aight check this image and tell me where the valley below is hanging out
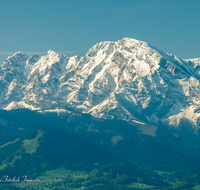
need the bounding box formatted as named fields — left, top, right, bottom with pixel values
left=0, top=109, right=200, bottom=189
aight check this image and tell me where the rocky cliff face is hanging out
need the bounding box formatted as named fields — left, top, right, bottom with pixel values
left=1, top=38, right=200, bottom=129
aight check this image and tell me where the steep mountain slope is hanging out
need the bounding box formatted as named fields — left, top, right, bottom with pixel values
left=1, top=38, right=200, bottom=129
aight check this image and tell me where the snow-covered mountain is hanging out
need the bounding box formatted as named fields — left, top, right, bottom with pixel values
left=1, top=38, right=200, bottom=129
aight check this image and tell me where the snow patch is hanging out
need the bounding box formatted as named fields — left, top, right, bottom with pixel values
left=111, top=135, right=123, bottom=144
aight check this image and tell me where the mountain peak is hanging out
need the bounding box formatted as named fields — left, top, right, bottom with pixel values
left=13, top=51, right=27, bottom=56
left=6, top=51, right=29, bottom=61
left=47, top=50, right=60, bottom=56
left=120, top=37, right=149, bottom=46
left=121, top=37, right=140, bottom=42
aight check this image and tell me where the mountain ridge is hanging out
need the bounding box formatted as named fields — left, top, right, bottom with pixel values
left=1, top=37, right=200, bottom=130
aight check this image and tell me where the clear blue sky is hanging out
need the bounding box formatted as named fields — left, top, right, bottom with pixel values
left=0, top=0, right=200, bottom=63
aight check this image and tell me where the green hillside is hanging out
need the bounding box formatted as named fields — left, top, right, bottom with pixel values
left=0, top=109, right=200, bottom=189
